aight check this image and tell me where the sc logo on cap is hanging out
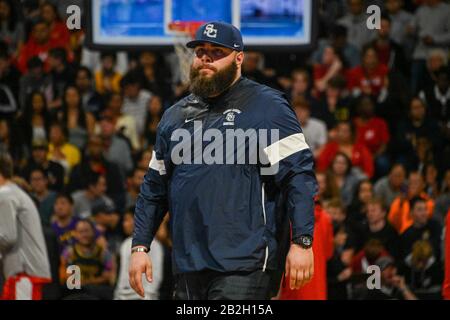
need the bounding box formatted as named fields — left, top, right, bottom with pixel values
left=204, top=24, right=218, bottom=38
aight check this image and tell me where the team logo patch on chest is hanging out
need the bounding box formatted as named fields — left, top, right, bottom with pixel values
left=223, top=109, right=241, bottom=126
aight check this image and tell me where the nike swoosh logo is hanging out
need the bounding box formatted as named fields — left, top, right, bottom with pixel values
left=185, top=118, right=197, bottom=123
left=233, top=44, right=240, bottom=48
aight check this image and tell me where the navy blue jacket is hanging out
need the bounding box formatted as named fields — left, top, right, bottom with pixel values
left=133, top=77, right=317, bottom=274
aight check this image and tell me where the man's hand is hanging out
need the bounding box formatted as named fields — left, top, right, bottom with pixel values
left=129, top=249, right=153, bottom=298
left=285, top=244, right=314, bottom=290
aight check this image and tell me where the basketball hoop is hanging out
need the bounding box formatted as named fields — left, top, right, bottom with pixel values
left=168, top=21, right=204, bottom=85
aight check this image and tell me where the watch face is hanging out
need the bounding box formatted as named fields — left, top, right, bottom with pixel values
left=302, top=236, right=312, bottom=247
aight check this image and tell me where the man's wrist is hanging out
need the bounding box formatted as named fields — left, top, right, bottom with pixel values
left=131, top=246, right=149, bottom=254
left=291, top=235, right=313, bottom=249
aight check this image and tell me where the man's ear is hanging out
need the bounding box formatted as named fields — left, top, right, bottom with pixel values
left=235, top=52, right=244, bottom=67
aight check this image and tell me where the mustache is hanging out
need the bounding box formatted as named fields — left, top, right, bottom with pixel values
left=196, top=64, right=217, bottom=72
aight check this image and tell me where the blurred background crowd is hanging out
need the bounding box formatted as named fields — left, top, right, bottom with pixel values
left=0, top=0, right=449, bottom=300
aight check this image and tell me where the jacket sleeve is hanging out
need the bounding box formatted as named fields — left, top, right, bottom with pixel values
left=0, top=198, right=18, bottom=253
left=132, top=122, right=170, bottom=249
left=261, top=93, right=318, bottom=238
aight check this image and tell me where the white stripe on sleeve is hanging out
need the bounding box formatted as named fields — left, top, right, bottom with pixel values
left=149, top=151, right=166, bottom=175
left=263, top=133, right=309, bottom=166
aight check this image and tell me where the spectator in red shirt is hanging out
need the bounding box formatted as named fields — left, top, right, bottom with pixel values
left=354, top=96, right=391, bottom=178
left=318, top=121, right=374, bottom=178
left=280, top=202, right=334, bottom=300
left=17, top=19, right=69, bottom=73
left=39, top=2, right=70, bottom=49
left=313, top=45, right=345, bottom=98
left=347, top=45, right=389, bottom=102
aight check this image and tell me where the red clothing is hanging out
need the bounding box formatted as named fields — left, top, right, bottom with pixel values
left=49, top=22, right=70, bottom=47
left=347, top=64, right=388, bottom=97
left=375, top=43, right=391, bottom=67
left=1, top=273, right=50, bottom=300
left=17, top=36, right=71, bottom=73
left=351, top=249, right=390, bottom=274
left=317, top=141, right=374, bottom=178
left=443, top=209, right=450, bottom=300
left=354, top=117, right=390, bottom=154
left=280, top=204, right=334, bottom=300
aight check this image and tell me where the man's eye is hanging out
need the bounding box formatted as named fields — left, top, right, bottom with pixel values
left=213, top=49, right=224, bottom=57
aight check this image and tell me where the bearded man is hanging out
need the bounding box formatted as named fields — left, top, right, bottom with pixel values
left=129, top=21, right=317, bottom=300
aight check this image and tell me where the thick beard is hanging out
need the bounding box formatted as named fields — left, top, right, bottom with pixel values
left=189, top=61, right=238, bottom=98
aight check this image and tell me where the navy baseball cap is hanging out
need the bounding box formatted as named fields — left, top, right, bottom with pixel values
left=186, top=21, right=244, bottom=52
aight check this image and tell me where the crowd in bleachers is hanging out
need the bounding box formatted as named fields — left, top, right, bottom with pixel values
left=0, top=0, right=449, bottom=300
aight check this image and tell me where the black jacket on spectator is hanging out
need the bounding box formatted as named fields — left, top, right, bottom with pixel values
left=0, top=63, right=21, bottom=103
left=21, top=159, right=65, bottom=191
left=400, top=219, right=442, bottom=262
left=68, top=157, right=126, bottom=214
left=420, top=85, right=450, bottom=127
left=393, top=117, right=442, bottom=170
left=359, top=223, right=401, bottom=261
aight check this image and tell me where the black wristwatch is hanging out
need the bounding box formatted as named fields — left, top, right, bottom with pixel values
left=292, top=235, right=313, bottom=249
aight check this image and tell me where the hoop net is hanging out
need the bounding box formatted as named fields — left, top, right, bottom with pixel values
left=168, top=21, right=204, bottom=85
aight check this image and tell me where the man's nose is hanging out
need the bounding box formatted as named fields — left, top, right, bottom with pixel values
left=201, top=53, right=212, bottom=64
